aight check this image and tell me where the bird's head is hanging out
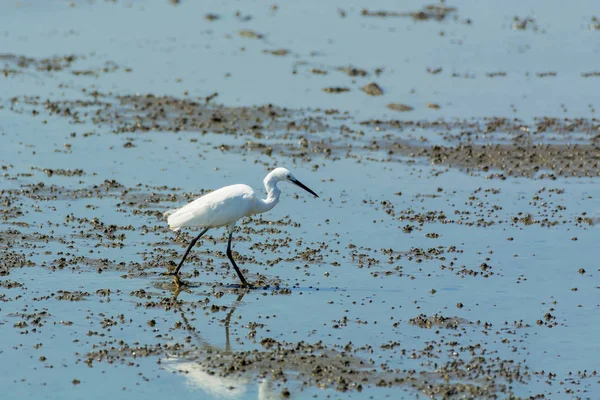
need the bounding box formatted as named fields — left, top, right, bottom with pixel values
left=267, top=167, right=319, bottom=198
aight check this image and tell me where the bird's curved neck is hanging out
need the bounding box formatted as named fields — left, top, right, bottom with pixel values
left=255, top=177, right=280, bottom=214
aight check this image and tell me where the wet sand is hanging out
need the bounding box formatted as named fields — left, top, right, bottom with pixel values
left=1, top=1, right=599, bottom=399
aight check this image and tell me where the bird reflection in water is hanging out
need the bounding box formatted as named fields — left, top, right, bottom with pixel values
left=162, top=290, right=280, bottom=400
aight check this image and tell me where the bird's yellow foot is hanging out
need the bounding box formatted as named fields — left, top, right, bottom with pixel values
left=173, top=274, right=185, bottom=287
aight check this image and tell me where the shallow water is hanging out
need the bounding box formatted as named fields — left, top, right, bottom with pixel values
left=1, top=1, right=599, bottom=399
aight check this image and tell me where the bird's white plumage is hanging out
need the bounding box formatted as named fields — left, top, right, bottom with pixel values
left=165, top=167, right=318, bottom=286
left=166, top=184, right=257, bottom=231
left=165, top=168, right=319, bottom=235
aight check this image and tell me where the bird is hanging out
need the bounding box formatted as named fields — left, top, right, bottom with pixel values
left=164, top=167, right=319, bottom=287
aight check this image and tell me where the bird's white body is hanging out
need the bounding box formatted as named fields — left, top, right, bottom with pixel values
left=164, top=167, right=318, bottom=286
left=166, top=184, right=266, bottom=232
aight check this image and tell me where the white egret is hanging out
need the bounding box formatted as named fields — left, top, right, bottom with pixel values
left=164, top=167, right=318, bottom=287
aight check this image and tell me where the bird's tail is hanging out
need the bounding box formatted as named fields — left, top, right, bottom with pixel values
left=163, top=208, right=181, bottom=231
left=163, top=209, right=177, bottom=218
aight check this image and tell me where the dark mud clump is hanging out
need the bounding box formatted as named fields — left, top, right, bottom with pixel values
left=581, top=71, right=600, bottom=78
left=310, top=68, right=328, bottom=75
left=361, top=5, right=457, bottom=21
left=409, top=314, right=466, bottom=329
left=361, top=82, right=384, bottom=96
left=263, top=48, right=289, bottom=56
left=418, top=143, right=600, bottom=179
left=512, top=16, right=541, bottom=32
left=204, top=13, right=220, bottom=21
left=116, top=94, right=289, bottom=134
left=322, top=87, right=351, bottom=94
left=31, top=167, right=85, bottom=177
left=1, top=53, right=128, bottom=77
left=387, top=103, right=414, bottom=112
left=337, top=66, right=368, bottom=77
left=238, top=29, right=264, bottom=39
left=0, top=280, right=23, bottom=289
left=1, top=53, right=77, bottom=75
left=361, top=117, right=600, bottom=178
left=12, top=93, right=296, bottom=136
left=55, top=290, right=91, bottom=301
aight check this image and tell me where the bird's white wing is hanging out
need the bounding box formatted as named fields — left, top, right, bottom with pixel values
left=167, top=184, right=255, bottom=231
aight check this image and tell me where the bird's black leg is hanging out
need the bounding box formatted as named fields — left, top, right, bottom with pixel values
left=170, top=228, right=209, bottom=286
left=226, top=232, right=248, bottom=287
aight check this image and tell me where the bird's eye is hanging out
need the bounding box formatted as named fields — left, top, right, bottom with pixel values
left=287, top=174, right=291, bottom=179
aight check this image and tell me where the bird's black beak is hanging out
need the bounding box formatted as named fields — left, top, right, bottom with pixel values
left=290, top=178, right=319, bottom=198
